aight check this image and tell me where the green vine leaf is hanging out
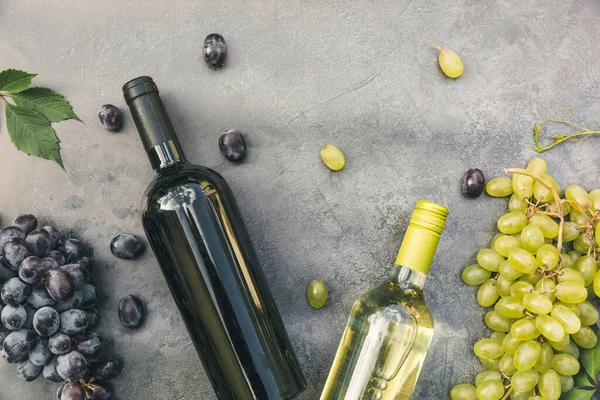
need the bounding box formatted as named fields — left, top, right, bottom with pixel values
left=574, top=371, right=596, bottom=388
left=4, top=103, right=64, bottom=169
left=0, top=69, right=36, bottom=93
left=560, top=389, right=595, bottom=400
left=11, top=87, right=82, bottom=123
left=581, top=325, right=600, bottom=382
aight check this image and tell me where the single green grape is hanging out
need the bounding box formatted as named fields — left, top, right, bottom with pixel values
left=477, top=249, right=505, bottom=272
left=512, top=174, right=534, bottom=200
left=511, top=369, right=539, bottom=392
left=534, top=278, right=556, bottom=302
left=497, top=275, right=514, bottom=297
left=551, top=353, right=580, bottom=376
left=558, top=373, right=574, bottom=392
left=485, top=310, right=515, bottom=333
left=495, top=296, right=525, bottom=318
left=561, top=252, right=575, bottom=269
left=498, top=353, right=517, bottom=376
left=499, top=260, right=524, bottom=280
left=510, top=281, right=534, bottom=300
left=536, top=314, right=566, bottom=342
left=533, top=342, right=554, bottom=373
left=590, top=189, right=600, bottom=212
left=573, top=233, right=593, bottom=254
left=593, top=270, right=600, bottom=302
left=554, top=281, right=587, bottom=304
left=522, top=293, right=553, bottom=314
left=307, top=279, right=328, bottom=308
left=550, top=304, right=581, bottom=334
left=538, top=369, right=561, bottom=400
left=486, top=177, right=514, bottom=197
left=475, top=379, right=504, bottom=400
left=557, top=268, right=585, bottom=286
left=559, top=341, right=580, bottom=359
left=547, top=332, right=570, bottom=351
left=479, top=356, right=500, bottom=371
left=577, top=301, right=597, bottom=325
left=478, top=279, right=500, bottom=307
left=520, top=225, right=545, bottom=254
left=575, top=255, right=597, bottom=286
left=513, top=340, right=541, bottom=371
left=561, top=221, right=580, bottom=243
left=509, top=194, right=529, bottom=213
left=474, top=338, right=504, bottom=360
left=494, top=235, right=522, bottom=257
left=462, top=264, right=492, bottom=285
left=529, top=214, right=559, bottom=238
left=491, top=332, right=506, bottom=342
left=555, top=301, right=581, bottom=317
left=511, top=318, right=540, bottom=341
left=475, top=370, right=503, bottom=386
left=502, top=332, right=522, bottom=356
left=490, top=233, right=504, bottom=249
left=433, top=45, right=464, bottom=78
left=519, top=271, right=543, bottom=286
left=546, top=198, right=571, bottom=216
left=450, top=384, right=477, bottom=400
left=567, top=250, right=582, bottom=263
left=533, top=174, right=560, bottom=203
left=569, top=209, right=589, bottom=228
left=498, top=212, right=529, bottom=235
left=565, top=185, right=592, bottom=210
left=526, top=158, right=547, bottom=175
left=535, top=244, right=559, bottom=270
left=508, top=248, right=539, bottom=274
left=572, top=326, right=598, bottom=349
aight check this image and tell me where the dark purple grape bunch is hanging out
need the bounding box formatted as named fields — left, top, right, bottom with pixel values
left=204, top=33, right=227, bottom=69
left=0, top=213, right=119, bottom=399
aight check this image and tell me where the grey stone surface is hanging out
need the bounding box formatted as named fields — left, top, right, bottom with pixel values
left=1, top=0, right=600, bottom=399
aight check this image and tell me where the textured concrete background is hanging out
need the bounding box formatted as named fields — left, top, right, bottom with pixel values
left=1, top=0, right=600, bottom=399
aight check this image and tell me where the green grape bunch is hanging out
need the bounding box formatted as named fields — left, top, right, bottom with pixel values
left=451, top=158, right=600, bottom=400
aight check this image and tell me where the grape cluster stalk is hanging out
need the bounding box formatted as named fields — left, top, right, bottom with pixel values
left=451, top=158, right=600, bottom=400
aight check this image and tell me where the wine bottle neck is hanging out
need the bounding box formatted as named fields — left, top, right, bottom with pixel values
left=123, top=76, right=187, bottom=171
left=390, top=265, right=426, bottom=291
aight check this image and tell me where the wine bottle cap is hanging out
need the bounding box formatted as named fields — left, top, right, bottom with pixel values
left=394, top=200, right=448, bottom=274
left=123, top=76, right=159, bottom=104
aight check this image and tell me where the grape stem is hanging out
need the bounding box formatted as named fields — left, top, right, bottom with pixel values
left=500, top=386, right=513, bottom=400
left=430, top=43, right=444, bottom=51
left=535, top=109, right=600, bottom=152
left=504, top=168, right=565, bottom=257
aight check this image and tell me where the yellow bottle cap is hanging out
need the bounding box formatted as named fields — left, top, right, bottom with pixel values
left=394, top=200, right=449, bottom=274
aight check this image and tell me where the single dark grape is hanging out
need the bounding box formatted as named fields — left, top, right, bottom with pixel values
left=90, top=357, right=121, bottom=380
left=44, top=269, right=75, bottom=302
left=219, top=129, right=247, bottom=161
left=44, top=355, right=63, bottom=382
left=61, top=381, right=85, bottom=400
left=1, top=277, right=31, bottom=305
left=98, top=104, right=123, bottom=132
left=2, top=329, right=36, bottom=360
left=461, top=168, right=486, bottom=198
left=3, top=237, right=34, bottom=270
left=59, top=309, right=89, bottom=335
left=76, top=257, right=92, bottom=271
left=110, top=234, right=145, bottom=260
left=2, top=347, right=28, bottom=363
left=0, top=226, right=25, bottom=255
left=118, top=295, right=144, bottom=328
left=73, top=332, right=103, bottom=357
left=57, top=350, right=88, bottom=381
left=54, top=291, right=83, bottom=313
left=87, top=384, right=112, bottom=400
left=0, top=256, right=17, bottom=282
left=86, top=308, right=99, bottom=328
left=80, top=284, right=97, bottom=308
left=19, top=256, right=47, bottom=284
left=33, top=306, right=60, bottom=337
left=26, top=228, right=51, bottom=257
left=203, top=33, right=227, bottom=68
left=43, top=226, right=61, bottom=250
left=60, top=239, right=85, bottom=264
left=28, top=337, right=52, bottom=366
left=49, top=332, right=72, bottom=355
left=22, top=305, right=36, bottom=329
left=26, top=283, right=57, bottom=308
left=13, top=214, right=38, bottom=235
left=1, top=304, right=27, bottom=330
left=16, top=358, right=43, bottom=382
left=46, top=251, right=65, bottom=267
left=0, top=324, right=11, bottom=347
left=60, top=264, right=89, bottom=289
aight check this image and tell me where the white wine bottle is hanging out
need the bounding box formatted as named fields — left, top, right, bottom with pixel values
left=320, top=200, right=448, bottom=400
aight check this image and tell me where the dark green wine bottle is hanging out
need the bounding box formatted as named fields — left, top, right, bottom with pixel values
left=123, top=76, right=306, bottom=400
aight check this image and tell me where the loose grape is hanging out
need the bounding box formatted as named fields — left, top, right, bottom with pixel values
left=509, top=194, right=528, bottom=213
left=475, top=370, right=503, bottom=386
left=494, top=236, right=522, bottom=257
left=204, top=33, right=227, bottom=68
left=551, top=353, right=580, bottom=376
left=522, top=293, right=553, bottom=314
left=565, top=185, right=592, bottom=210
left=508, top=249, right=538, bottom=274
left=73, top=332, right=103, bottom=357
left=450, top=384, right=476, bottom=400
left=520, top=225, right=545, bottom=255
left=538, top=369, right=561, bottom=400
left=578, top=301, right=599, bottom=325
left=477, top=249, right=505, bottom=272
left=547, top=332, right=570, bottom=351
left=486, top=178, right=513, bottom=197
left=512, top=174, right=534, bottom=200
left=561, top=222, right=580, bottom=243
left=498, top=213, right=528, bottom=235
left=461, top=169, right=486, bottom=198
left=529, top=214, right=559, bottom=238
left=573, top=233, right=593, bottom=254
left=558, top=373, right=574, bottom=392
left=572, top=326, right=598, bottom=349
left=510, top=281, right=534, bottom=300
left=479, top=356, right=500, bottom=371
left=118, top=295, right=144, bottom=328
left=533, top=342, right=553, bottom=373
left=535, top=244, right=559, bottom=270
left=474, top=338, right=504, bottom=360
left=498, top=353, right=517, bottom=376
left=110, top=233, right=146, bottom=260
left=557, top=268, right=585, bottom=286
left=560, top=342, right=580, bottom=359
left=463, top=264, right=491, bottom=285
left=496, top=275, right=514, bottom=297
left=534, top=278, right=556, bottom=302
left=527, top=158, right=547, bottom=175
left=511, top=318, right=540, bottom=341
left=550, top=304, right=581, bottom=334
left=485, top=311, right=515, bottom=333
left=475, top=379, right=504, bottom=400
left=320, top=145, right=345, bottom=171
left=218, top=129, right=247, bottom=162
left=502, top=333, right=522, bottom=355
left=513, top=340, right=541, bottom=371
left=575, top=256, right=597, bottom=286
left=495, top=296, right=524, bottom=318
left=536, top=314, right=566, bottom=342
left=98, top=104, right=123, bottom=132
left=478, top=279, right=500, bottom=307
left=499, top=260, right=523, bottom=280
left=555, top=281, right=587, bottom=303
left=511, top=369, right=539, bottom=392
